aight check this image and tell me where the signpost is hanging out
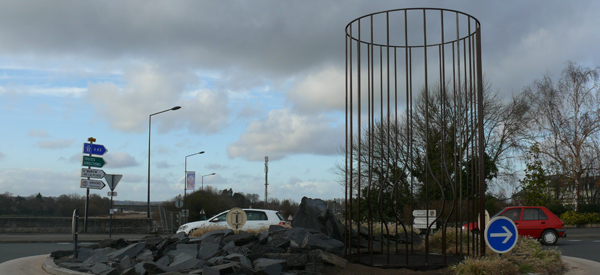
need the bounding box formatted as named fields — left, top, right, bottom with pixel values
left=80, top=179, right=106, bottom=190
left=105, top=174, right=123, bottom=238
left=413, top=209, right=437, bottom=229
left=484, top=216, right=518, bottom=254
left=83, top=143, right=108, bottom=155
left=81, top=168, right=105, bottom=179
left=226, top=208, right=247, bottom=234
left=105, top=174, right=122, bottom=191
left=82, top=156, right=107, bottom=168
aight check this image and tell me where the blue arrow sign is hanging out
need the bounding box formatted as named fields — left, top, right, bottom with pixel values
left=484, top=216, right=518, bottom=253
left=83, top=143, right=108, bottom=155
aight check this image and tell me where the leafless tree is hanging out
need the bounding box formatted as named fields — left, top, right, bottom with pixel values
left=523, top=61, right=600, bottom=208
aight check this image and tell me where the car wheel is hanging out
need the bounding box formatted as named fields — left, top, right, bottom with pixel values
left=540, top=229, right=558, bottom=245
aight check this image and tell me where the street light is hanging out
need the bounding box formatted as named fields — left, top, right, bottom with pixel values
left=200, top=173, right=216, bottom=221
left=148, top=106, right=181, bottom=220
left=202, top=172, right=216, bottom=191
left=184, top=151, right=205, bottom=223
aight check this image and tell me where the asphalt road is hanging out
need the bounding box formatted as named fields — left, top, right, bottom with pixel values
left=0, top=243, right=75, bottom=264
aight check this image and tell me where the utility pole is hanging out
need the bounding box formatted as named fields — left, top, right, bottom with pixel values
left=265, top=156, right=268, bottom=209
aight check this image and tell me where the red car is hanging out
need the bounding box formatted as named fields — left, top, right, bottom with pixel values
left=462, top=206, right=566, bottom=245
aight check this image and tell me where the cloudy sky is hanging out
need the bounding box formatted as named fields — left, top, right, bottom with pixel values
left=1, top=1, right=599, bottom=204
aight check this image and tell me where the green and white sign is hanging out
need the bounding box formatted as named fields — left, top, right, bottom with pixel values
left=82, top=156, right=107, bottom=168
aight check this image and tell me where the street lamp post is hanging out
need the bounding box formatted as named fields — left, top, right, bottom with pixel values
left=200, top=173, right=216, bottom=219
left=148, top=106, right=181, bottom=220
left=202, top=173, right=216, bottom=191
left=184, top=151, right=205, bottom=223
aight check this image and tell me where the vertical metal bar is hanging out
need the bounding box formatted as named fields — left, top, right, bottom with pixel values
left=357, top=19, right=362, bottom=262
left=476, top=26, right=486, bottom=257
left=423, top=9, right=430, bottom=264
left=344, top=22, right=350, bottom=259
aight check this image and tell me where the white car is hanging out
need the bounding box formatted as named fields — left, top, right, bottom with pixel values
left=177, top=209, right=286, bottom=235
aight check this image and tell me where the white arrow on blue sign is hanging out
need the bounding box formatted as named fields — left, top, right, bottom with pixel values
left=83, top=143, right=108, bottom=155
left=484, top=216, right=518, bottom=253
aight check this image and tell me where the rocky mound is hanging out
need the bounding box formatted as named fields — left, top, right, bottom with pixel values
left=51, top=225, right=346, bottom=275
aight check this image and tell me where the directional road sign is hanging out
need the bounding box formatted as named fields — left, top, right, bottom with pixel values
left=81, top=168, right=105, bottom=179
left=413, top=209, right=436, bottom=217
left=83, top=143, right=108, bottom=155
left=80, top=179, right=106, bottom=190
left=484, top=216, right=518, bottom=253
left=105, top=174, right=123, bottom=191
left=82, top=156, right=107, bottom=168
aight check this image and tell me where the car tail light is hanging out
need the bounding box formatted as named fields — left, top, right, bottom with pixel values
left=279, top=222, right=286, bottom=226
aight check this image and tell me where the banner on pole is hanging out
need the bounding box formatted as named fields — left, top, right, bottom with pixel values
left=186, top=171, right=195, bottom=190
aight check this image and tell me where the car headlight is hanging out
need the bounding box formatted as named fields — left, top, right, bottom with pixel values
left=178, top=225, right=187, bottom=231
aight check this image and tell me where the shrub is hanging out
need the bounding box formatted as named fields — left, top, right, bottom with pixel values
left=577, top=203, right=600, bottom=214
left=560, top=211, right=600, bottom=225
left=451, top=236, right=564, bottom=275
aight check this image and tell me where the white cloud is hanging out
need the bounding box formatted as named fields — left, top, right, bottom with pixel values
left=87, top=64, right=230, bottom=134
left=274, top=178, right=343, bottom=201
left=28, top=129, right=50, bottom=137
left=0, top=168, right=80, bottom=196
left=227, top=109, right=343, bottom=161
left=104, top=151, right=139, bottom=168
left=287, top=66, right=345, bottom=114
left=36, top=138, right=75, bottom=149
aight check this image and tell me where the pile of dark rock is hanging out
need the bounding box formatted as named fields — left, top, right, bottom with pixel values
left=52, top=228, right=346, bottom=275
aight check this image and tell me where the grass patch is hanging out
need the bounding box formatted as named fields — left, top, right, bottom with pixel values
left=449, top=235, right=565, bottom=275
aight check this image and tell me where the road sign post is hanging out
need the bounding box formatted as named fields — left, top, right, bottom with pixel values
left=226, top=208, right=247, bottom=234
left=484, top=216, right=518, bottom=254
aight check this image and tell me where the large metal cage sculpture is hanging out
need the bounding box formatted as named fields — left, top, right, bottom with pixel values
left=344, top=8, right=486, bottom=267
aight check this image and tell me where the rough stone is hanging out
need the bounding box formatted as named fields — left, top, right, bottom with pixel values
left=121, top=267, right=136, bottom=275
left=263, top=253, right=308, bottom=269
left=300, top=232, right=343, bottom=254
left=225, top=253, right=253, bottom=269
left=203, top=262, right=237, bottom=275
left=253, top=258, right=287, bottom=273
left=96, top=238, right=130, bottom=250
left=135, top=249, right=154, bottom=262
left=247, top=244, right=285, bottom=261
left=76, top=247, right=94, bottom=262
left=169, top=253, right=204, bottom=271
left=156, top=255, right=172, bottom=266
left=311, top=249, right=347, bottom=268
left=258, top=230, right=270, bottom=244
left=90, top=262, right=118, bottom=275
left=221, top=231, right=257, bottom=246
left=143, top=261, right=174, bottom=275
left=224, top=245, right=252, bottom=256
left=107, top=242, right=146, bottom=261
left=292, top=197, right=344, bottom=242
left=252, top=258, right=287, bottom=272
left=83, top=247, right=116, bottom=266
left=198, top=243, right=220, bottom=260
left=118, top=255, right=136, bottom=271
left=141, top=235, right=164, bottom=246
